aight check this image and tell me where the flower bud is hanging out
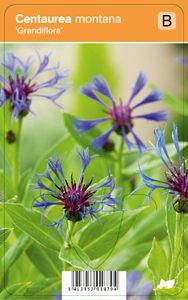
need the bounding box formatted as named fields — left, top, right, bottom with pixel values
left=6, top=130, right=16, bottom=144
left=103, top=139, right=115, bottom=152
left=173, top=196, right=188, bottom=214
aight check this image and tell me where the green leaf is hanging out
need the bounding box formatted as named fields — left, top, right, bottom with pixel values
left=18, top=168, right=32, bottom=200
left=149, top=84, right=187, bottom=117
left=59, top=244, right=92, bottom=270
left=165, top=197, right=176, bottom=255
left=0, top=282, right=31, bottom=299
left=123, top=142, right=186, bottom=175
left=78, top=208, right=146, bottom=259
left=4, top=203, right=63, bottom=251
left=26, top=242, right=61, bottom=277
left=101, top=242, right=151, bottom=270
left=0, top=169, right=14, bottom=199
left=177, top=265, right=188, bottom=288
left=163, top=92, right=188, bottom=116
left=155, top=286, right=181, bottom=296
left=0, top=228, right=12, bottom=246
left=2, top=234, right=31, bottom=274
left=123, top=207, right=166, bottom=247
left=24, top=277, right=61, bottom=298
left=148, top=238, right=168, bottom=285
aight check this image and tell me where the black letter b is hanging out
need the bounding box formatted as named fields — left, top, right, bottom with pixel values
left=162, top=15, right=172, bottom=27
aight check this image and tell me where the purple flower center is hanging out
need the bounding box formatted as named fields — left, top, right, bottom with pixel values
left=56, top=175, right=95, bottom=222
left=166, top=167, right=188, bottom=200
left=108, top=103, right=132, bottom=125
left=4, top=75, right=37, bottom=113
left=108, top=103, right=133, bottom=133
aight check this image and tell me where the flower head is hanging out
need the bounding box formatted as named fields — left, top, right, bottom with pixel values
left=33, top=148, right=119, bottom=234
left=0, top=52, right=69, bottom=119
left=136, top=123, right=188, bottom=212
left=74, top=74, right=168, bottom=152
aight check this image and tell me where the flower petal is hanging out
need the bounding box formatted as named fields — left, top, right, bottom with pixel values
left=92, top=125, right=116, bottom=150
left=31, top=53, right=50, bottom=80
left=74, top=117, right=110, bottom=134
left=128, top=126, right=147, bottom=153
left=34, top=200, right=62, bottom=208
left=127, top=272, right=141, bottom=294
left=34, top=89, right=67, bottom=108
left=121, top=126, right=134, bottom=151
left=131, top=90, right=163, bottom=110
left=0, top=89, right=6, bottom=107
left=172, top=122, right=182, bottom=166
left=133, top=110, right=168, bottom=122
left=137, top=282, right=152, bottom=296
left=80, top=84, right=109, bottom=108
left=92, top=76, right=115, bottom=103
left=127, top=72, right=147, bottom=104
left=77, top=147, right=92, bottom=174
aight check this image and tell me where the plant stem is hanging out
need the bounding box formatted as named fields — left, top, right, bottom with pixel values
left=64, top=221, right=75, bottom=248
left=116, top=137, right=124, bottom=186
left=13, top=118, right=23, bottom=193
left=169, top=213, right=184, bottom=279
left=63, top=221, right=75, bottom=271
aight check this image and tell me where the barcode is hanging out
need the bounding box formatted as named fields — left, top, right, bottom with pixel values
left=62, top=271, right=126, bottom=297
left=71, top=271, right=119, bottom=289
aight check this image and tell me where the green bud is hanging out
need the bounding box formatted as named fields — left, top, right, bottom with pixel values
left=173, top=196, right=188, bottom=214
left=103, top=139, right=115, bottom=152
left=67, top=211, right=82, bottom=223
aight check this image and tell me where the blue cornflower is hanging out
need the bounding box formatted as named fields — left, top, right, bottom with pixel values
left=136, top=123, right=188, bottom=212
left=33, top=148, right=119, bottom=234
left=127, top=271, right=152, bottom=299
left=0, top=52, right=69, bottom=119
left=74, top=73, right=168, bottom=152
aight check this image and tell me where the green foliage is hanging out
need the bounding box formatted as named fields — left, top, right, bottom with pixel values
left=4, top=204, right=63, bottom=251
left=78, top=208, right=146, bottom=260
left=123, top=142, right=187, bottom=175
left=102, top=242, right=151, bottom=270
left=125, top=207, right=166, bottom=247
left=148, top=238, right=168, bottom=284
left=165, top=198, right=176, bottom=254
left=2, top=234, right=31, bottom=274
left=0, top=228, right=12, bottom=246
left=23, top=278, right=61, bottom=299
left=1, top=44, right=188, bottom=299
left=59, top=244, right=91, bottom=270
left=163, top=92, right=188, bottom=116
left=177, top=266, right=188, bottom=288
left=26, top=242, right=61, bottom=277
left=0, top=282, right=31, bottom=299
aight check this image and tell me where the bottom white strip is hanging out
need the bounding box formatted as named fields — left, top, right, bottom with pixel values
left=62, top=271, right=127, bottom=300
